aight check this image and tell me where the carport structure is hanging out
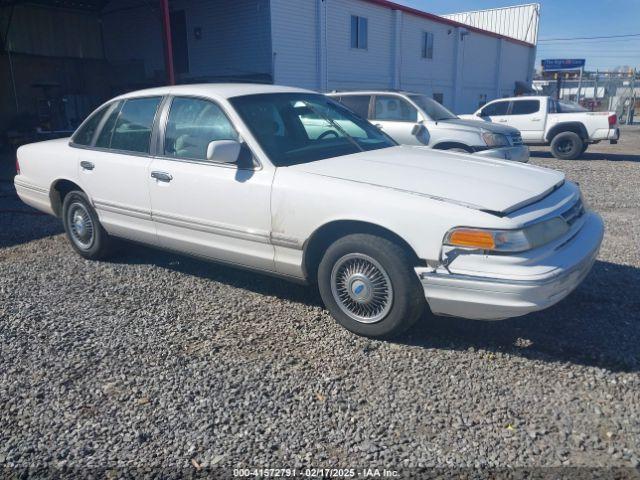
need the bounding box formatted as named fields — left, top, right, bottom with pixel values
left=0, top=0, right=271, bottom=137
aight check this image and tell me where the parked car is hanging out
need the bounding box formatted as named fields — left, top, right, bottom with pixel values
left=329, top=91, right=529, bottom=163
left=460, top=96, right=620, bottom=160
left=15, top=84, right=603, bottom=338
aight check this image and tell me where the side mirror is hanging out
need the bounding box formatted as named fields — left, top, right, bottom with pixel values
left=411, top=123, right=430, bottom=145
left=206, top=140, right=241, bottom=164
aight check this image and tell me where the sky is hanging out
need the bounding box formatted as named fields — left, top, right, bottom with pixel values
left=395, top=0, right=640, bottom=71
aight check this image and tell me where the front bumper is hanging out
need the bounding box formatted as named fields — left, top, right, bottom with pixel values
left=474, top=145, right=530, bottom=163
left=416, top=212, right=604, bottom=321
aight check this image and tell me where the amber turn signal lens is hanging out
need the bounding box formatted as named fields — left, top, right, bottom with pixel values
left=448, top=229, right=496, bottom=249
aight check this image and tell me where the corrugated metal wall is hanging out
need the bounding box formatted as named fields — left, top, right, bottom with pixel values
left=101, top=0, right=272, bottom=84
left=442, top=4, right=540, bottom=45
left=270, top=0, right=319, bottom=89
left=271, top=0, right=535, bottom=112
left=1, top=3, right=103, bottom=58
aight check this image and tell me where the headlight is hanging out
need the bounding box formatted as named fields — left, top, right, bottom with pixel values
left=482, top=132, right=509, bottom=147
left=445, top=217, right=570, bottom=252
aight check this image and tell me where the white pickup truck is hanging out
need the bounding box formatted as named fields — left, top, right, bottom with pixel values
left=461, top=96, right=620, bottom=160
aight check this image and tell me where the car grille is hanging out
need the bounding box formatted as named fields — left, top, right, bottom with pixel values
left=561, top=197, right=585, bottom=225
left=509, top=134, right=523, bottom=145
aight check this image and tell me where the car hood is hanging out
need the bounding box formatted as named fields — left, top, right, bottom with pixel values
left=289, top=146, right=564, bottom=214
left=440, top=118, right=519, bottom=135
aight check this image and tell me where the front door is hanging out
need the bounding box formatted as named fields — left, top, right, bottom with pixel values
left=477, top=99, right=511, bottom=126
left=147, top=96, right=275, bottom=270
left=77, top=96, right=162, bottom=245
left=370, top=95, right=422, bottom=145
left=502, top=99, right=545, bottom=142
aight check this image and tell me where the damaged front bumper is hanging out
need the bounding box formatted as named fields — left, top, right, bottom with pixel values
left=416, top=211, right=604, bottom=320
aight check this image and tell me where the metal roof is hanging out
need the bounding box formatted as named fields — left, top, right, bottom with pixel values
left=362, top=0, right=537, bottom=47
left=441, top=3, right=540, bottom=45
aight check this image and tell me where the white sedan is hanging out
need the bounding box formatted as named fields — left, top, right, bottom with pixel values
left=15, top=84, right=604, bottom=338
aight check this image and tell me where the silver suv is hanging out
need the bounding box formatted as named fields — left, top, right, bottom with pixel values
left=329, top=91, right=529, bottom=162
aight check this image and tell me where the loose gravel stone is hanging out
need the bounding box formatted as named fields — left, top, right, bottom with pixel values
left=0, top=127, right=639, bottom=472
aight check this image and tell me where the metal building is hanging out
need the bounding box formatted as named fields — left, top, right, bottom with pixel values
left=1, top=0, right=539, bottom=144
left=101, top=0, right=538, bottom=113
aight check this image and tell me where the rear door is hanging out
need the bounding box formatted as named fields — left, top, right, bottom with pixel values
left=76, top=96, right=162, bottom=245
left=370, top=95, right=421, bottom=145
left=502, top=99, right=544, bottom=141
left=147, top=96, right=275, bottom=270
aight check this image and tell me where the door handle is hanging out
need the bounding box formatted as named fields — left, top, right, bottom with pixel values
left=375, top=123, right=384, bottom=129
left=80, top=161, right=94, bottom=170
left=531, top=118, right=541, bottom=122
left=151, top=171, right=173, bottom=182
left=499, top=119, right=508, bottom=122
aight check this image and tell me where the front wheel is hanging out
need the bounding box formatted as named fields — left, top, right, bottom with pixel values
left=62, top=190, right=115, bottom=260
left=550, top=131, right=584, bottom=160
left=317, top=234, right=425, bottom=338
left=445, top=147, right=472, bottom=154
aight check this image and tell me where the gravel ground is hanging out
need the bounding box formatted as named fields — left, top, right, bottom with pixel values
left=1, top=127, right=639, bottom=474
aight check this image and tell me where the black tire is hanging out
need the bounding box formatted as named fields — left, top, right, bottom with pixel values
left=445, top=147, right=472, bottom=154
left=580, top=143, right=589, bottom=156
left=62, top=190, right=115, bottom=260
left=317, top=233, right=425, bottom=338
left=550, top=131, right=584, bottom=160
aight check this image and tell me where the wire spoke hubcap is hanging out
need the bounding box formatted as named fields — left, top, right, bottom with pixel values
left=330, top=253, right=393, bottom=324
left=67, top=202, right=94, bottom=250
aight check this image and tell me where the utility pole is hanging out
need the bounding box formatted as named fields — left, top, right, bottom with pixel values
left=627, top=68, right=636, bottom=125
left=576, top=66, right=583, bottom=103
left=592, top=69, right=598, bottom=111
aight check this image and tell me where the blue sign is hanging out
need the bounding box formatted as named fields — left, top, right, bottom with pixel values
left=542, top=59, right=586, bottom=71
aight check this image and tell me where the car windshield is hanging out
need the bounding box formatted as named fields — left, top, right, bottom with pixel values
left=557, top=100, right=588, bottom=113
left=408, top=94, right=458, bottom=121
left=230, top=93, right=396, bottom=167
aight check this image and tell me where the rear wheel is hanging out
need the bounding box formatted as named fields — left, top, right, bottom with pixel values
left=317, top=234, right=425, bottom=338
left=580, top=143, right=589, bottom=155
left=62, top=190, right=115, bottom=260
left=550, top=131, right=583, bottom=160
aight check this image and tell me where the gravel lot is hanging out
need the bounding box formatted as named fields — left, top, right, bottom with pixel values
left=1, top=127, right=639, bottom=474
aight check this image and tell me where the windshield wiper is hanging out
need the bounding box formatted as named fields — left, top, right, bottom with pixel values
left=301, top=101, right=365, bottom=153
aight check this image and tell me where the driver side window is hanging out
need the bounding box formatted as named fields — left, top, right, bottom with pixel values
left=164, top=97, right=238, bottom=161
left=480, top=101, right=510, bottom=117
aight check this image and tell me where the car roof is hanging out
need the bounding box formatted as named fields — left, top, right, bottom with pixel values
left=113, top=83, right=315, bottom=102
left=487, top=95, right=548, bottom=102
left=328, top=90, right=418, bottom=96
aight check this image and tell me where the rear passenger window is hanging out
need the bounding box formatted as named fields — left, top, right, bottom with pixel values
left=72, top=104, right=110, bottom=146
left=108, top=97, right=161, bottom=154
left=164, top=97, right=238, bottom=161
left=480, top=101, right=509, bottom=116
left=95, top=102, right=122, bottom=149
left=338, top=95, right=371, bottom=119
left=511, top=100, right=540, bottom=115
left=373, top=96, right=418, bottom=122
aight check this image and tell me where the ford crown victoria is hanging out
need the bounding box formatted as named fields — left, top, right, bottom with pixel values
left=14, top=84, right=604, bottom=338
